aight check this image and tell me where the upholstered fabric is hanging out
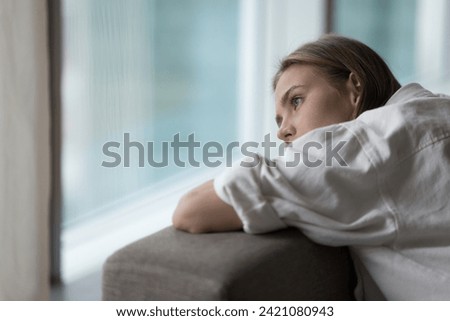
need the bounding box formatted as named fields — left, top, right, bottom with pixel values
left=103, top=227, right=355, bottom=300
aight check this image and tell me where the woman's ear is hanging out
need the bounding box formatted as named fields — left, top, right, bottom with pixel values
left=347, top=72, right=362, bottom=117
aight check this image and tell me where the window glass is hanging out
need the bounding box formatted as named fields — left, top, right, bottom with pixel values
left=333, top=0, right=417, bottom=83
left=333, top=0, right=450, bottom=93
left=61, top=0, right=239, bottom=226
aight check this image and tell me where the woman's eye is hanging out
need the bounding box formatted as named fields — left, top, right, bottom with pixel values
left=291, top=97, right=303, bottom=109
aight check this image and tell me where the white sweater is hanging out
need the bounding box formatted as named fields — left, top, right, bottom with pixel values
left=214, top=83, right=450, bottom=300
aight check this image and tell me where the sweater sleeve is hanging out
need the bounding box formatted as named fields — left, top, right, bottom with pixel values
left=213, top=123, right=397, bottom=247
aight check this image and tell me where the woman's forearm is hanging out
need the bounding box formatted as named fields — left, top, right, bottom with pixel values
left=172, top=179, right=243, bottom=233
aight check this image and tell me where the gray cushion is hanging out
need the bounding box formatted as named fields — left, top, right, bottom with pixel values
left=103, top=227, right=355, bottom=300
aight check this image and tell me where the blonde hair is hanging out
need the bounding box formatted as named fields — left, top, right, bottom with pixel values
left=273, top=34, right=401, bottom=116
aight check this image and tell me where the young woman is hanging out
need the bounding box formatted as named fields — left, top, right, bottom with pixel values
left=172, top=35, right=450, bottom=300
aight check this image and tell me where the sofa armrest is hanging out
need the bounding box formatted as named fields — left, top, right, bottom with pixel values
left=102, top=226, right=355, bottom=300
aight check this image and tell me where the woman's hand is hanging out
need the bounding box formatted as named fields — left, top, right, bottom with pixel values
left=172, top=179, right=243, bottom=233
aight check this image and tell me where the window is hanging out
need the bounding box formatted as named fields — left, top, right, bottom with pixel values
left=61, top=0, right=239, bottom=227
left=59, top=0, right=240, bottom=281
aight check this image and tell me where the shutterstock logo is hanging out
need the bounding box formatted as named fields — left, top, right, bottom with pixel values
left=101, top=132, right=348, bottom=168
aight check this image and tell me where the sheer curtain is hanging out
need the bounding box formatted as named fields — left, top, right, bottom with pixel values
left=0, top=0, right=50, bottom=300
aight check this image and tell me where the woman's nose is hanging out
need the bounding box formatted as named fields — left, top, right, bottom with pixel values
left=277, top=122, right=297, bottom=142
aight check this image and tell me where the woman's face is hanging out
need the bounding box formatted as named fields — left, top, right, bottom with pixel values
left=274, top=64, right=357, bottom=143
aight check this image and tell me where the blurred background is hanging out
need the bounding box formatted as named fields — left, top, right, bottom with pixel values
left=1, top=0, right=449, bottom=300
